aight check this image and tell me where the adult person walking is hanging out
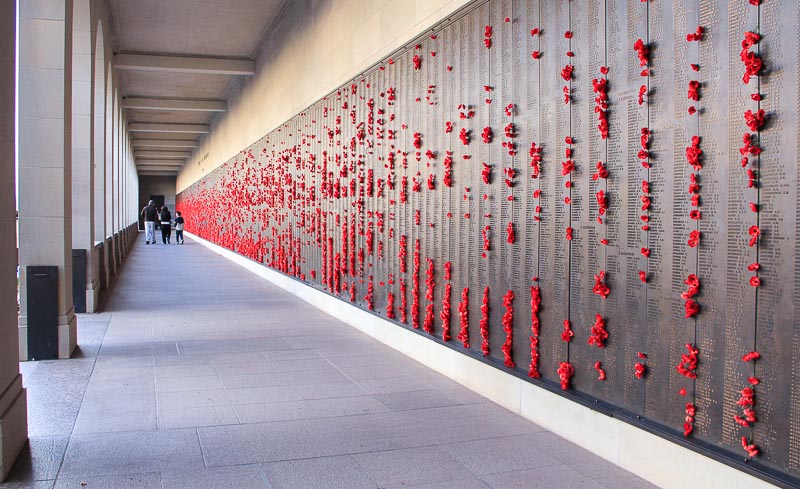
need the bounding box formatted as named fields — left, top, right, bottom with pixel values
left=141, top=200, right=158, bottom=244
left=160, top=205, right=173, bottom=244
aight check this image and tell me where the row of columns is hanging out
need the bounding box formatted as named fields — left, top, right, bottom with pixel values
left=1, top=0, right=141, bottom=480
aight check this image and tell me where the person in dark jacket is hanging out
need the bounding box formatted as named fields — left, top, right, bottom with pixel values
left=160, top=206, right=172, bottom=244
left=141, top=200, right=158, bottom=244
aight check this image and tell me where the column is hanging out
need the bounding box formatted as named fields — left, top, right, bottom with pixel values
left=18, top=0, right=77, bottom=359
left=105, top=82, right=116, bottom=276
left=0, top=0, right=29, bottom=480
left=71, top=0, right=96, bottom=312
left=92, top=50, right=107, bottom=289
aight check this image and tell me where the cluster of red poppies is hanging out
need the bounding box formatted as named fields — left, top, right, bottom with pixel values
left=422, top=258, right=435, bottom=334
left=676, top=343, right=700, bottom=379
left=458, top=287, right=470, bottom=348
left=587, top=314, right=608, bottom=348
left=528, top=285, right=542, bottom=379
left=501, top=290, right=515, bottom=368
left=480, top=287, right=491, bottom=356
left=558, top=361, right=575, bottom=391
left=411, top=239, right=421, bottom=329
left=440, top=274, right=452, bottom=342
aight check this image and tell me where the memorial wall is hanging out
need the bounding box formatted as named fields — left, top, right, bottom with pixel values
left=178, top=0, right=800, bottom=484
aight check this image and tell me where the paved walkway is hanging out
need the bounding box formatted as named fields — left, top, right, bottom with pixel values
left=4, top=234, right=657, bottom=489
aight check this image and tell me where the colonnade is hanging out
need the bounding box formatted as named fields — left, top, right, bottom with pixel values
left=0, top=0, right=140, bottom=479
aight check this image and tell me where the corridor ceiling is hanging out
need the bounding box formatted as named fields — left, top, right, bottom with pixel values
left=109, top=0, right=288, bottom=176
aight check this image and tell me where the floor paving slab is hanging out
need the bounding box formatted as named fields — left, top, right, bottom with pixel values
left=7, top=235, right=658, bottom=489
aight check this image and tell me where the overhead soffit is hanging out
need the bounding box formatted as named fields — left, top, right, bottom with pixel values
left=119, top=71, right=236, bottom=100
left=108, top=0, right=290, bottom=174
left=109, top=0, right=287, bottom=58
left=126, top=109, right=212, bottom=125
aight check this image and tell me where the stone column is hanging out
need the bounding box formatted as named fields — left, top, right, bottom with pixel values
left=18, top=0, right=77, bottom=360
left=71, top=0, right=97, bottom=312
left=92, top=59, right=107, bottom=290
left=0, top=0, right=29, bottom=481
left=105, top=84, right=116, bottom=277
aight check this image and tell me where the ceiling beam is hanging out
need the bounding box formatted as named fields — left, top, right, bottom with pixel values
left=132, top=139, right=199, bottom=149
left=136, top=159, right=185, bottom=166
left=129, top=123, right=209, bottom=134
left=114, top=53, right=255, bottom=76
left=139, top=171, right=179, bottom=176
left=123, top=97, right=226, bottom=112
left=134, top=151, right=192, bottom=159
left=138, top=166, right=182, bottom=172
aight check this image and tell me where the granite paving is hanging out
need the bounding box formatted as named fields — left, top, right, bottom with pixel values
left=2, top=234, right=659, bottom=488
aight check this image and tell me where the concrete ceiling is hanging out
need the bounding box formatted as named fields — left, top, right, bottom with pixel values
left=108, top=0, right=288, bottom=176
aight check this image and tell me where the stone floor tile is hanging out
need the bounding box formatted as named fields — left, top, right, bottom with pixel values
left=263, top=455, right=378, bottom=489
left=72, top=396, right=157, bottom=434
left=198, top=415, right=398, bottom=467
left=176, top=337, right=292, bottom=355
left=390, top=477, right=492, bottom=489
left=294, top=380, right=368, bottom=400
left=53, top=472, right=161, bottom=489
left=226, top=385, right=302, bottom=405
left=157, top=405, right=239, bottom=429
left=271, top=358, right=334, bottom=373
left=154, top=363, right=218, bottom=378
left=154, top=375, right=223, bottom=393
left=324, top=352, right=407, bottom=368
left=374, top=388, right=485, bottom=411
left=58, top=429, right=204, bottom=478
left=213, top=360, right=276, bottom=376
left=155, top=389, right=231, bottom=408
left=234, top=395, right=388, bottom=424
left=4, top=436, right=69, bottom=482
left=439, top=433, right=560, bottom=475
left=210, top=351, right=275, bottom=364
left=263, top=349, right=320, bottom=361
left=352, top=446, right=474, bottom=488
left=280, top=367, right=351, bottom=385
left=356, top=375, right=436, bottom=395
left=480, top=465, right=606, bottom=489
left=594, top=467, right=659, bottom=489
left=0, top=481, right=55, bottom=489
left=160, top=465, right=270, bottom=489
left=234, top=400, right=316, bottom=424
left=219, top=372, right=289, bottom=390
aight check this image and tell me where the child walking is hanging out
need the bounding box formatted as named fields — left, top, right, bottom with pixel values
left=175, top=211, right=185, bottom=244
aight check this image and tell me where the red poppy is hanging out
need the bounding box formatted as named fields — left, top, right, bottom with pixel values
left=588, top=314, right=609, bottom=347
left=594, top=361, right=606, bottom=380
left=561, top=320, right=574, bottom=343
left=634, top=362, right=647, bottom=379
left=557, top=362, right=575, bottom=390
left=742, top=351, right=761, bottom=362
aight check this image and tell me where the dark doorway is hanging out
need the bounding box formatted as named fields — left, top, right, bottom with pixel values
left=150, top=195, right=165, bottom=230
left=150, top=195, right=165, bottom=208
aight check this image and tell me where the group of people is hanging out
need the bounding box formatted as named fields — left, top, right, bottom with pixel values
left=141, top=200, right=185, bottom=245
